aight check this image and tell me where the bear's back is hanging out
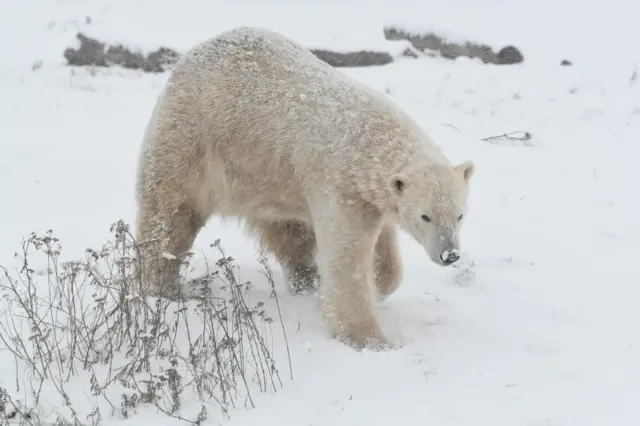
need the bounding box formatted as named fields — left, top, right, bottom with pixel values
left=151, top=26, right=448, bottom=192
left=170, top=27, right=423, bottom=154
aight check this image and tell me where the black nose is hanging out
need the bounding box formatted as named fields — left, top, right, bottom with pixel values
left=440, top=251, right=460, bottom=265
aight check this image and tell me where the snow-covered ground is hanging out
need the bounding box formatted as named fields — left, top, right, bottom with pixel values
left=1, top=0, right=639, bottom=425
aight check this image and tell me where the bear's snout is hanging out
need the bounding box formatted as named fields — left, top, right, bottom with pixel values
left=440, top=249, right=460, bottom=266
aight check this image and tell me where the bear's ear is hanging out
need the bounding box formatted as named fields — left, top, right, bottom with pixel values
left=455, top=160, right=475, bottom=183
left=388, top=173, right=409, bottom=195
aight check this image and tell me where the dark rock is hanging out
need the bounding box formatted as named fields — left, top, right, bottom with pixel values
left=384, top=27, right=443, bottom=52
left=440, top=41, right=497, bottom=63
left=401, top=47, right=420, bottom=59
left=65, top=32, right=396, bottom=72
left=384, top=25, right=523, bottom=65
left=105, top=43, right=148, bottom=70
left=497, top=45, right=524, bottom=65
left=65, top=28, right=525, bottom=74
left=64, top=32, right=181, bottom=72
left=147, top=47, right=182, bottom=70
left=310, top=49, right=394, bottom=67
left=561, top=59, right=572, bottom=66
left=64, top=33, right=109, bottom=67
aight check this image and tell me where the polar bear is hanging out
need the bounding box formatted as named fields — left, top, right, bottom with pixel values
left=135, top=26, right=475, bottom=350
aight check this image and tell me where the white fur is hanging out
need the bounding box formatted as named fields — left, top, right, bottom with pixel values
left=135, top=26, right=475, bottom=350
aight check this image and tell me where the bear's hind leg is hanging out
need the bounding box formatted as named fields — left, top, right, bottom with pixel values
left=374, top=222, right=403, bottom=299
left=137, top=198, right=207, bottom=299
left=246, top=219, right=318, bottom=294
left=313, top=201, right=392, bottom=351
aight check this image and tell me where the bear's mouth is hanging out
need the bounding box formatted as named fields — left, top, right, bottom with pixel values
left=429, top=250, right=460, bottom=267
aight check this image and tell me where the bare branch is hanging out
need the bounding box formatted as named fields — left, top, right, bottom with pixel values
left=0, top=220, right=291, bottom=425
left=481, top=131, right=532, bottom=142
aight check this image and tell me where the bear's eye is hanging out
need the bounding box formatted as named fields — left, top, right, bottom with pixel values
left=457, top=214, right=464, bottom=221
left=421, top=214, right=431, bottom=222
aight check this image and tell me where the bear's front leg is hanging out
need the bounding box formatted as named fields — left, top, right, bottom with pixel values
left=313, top=200, right=392, bottom=351
left=374, top=222, right=403, bottom=299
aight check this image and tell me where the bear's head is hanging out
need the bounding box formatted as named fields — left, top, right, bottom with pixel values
left=387, top=160, right=475, bottom=266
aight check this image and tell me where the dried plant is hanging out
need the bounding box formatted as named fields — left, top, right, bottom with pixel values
left=0, top=220, right=291, bottom=425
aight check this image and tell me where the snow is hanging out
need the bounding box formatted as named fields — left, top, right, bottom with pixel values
left=1, top=0, right=639, bottom=425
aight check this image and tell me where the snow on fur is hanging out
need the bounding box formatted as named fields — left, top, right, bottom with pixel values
left=0, top=1, right=639, bottom=425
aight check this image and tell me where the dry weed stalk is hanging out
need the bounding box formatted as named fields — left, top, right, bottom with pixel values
left=0, top=220, right=291, bottom=425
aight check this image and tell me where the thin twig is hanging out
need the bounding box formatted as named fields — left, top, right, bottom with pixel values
left=441, top=123, right=461, bottom=133
left=0, top=221, right=291, bottom=425
left=481, top=131, right=532, bottom=142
